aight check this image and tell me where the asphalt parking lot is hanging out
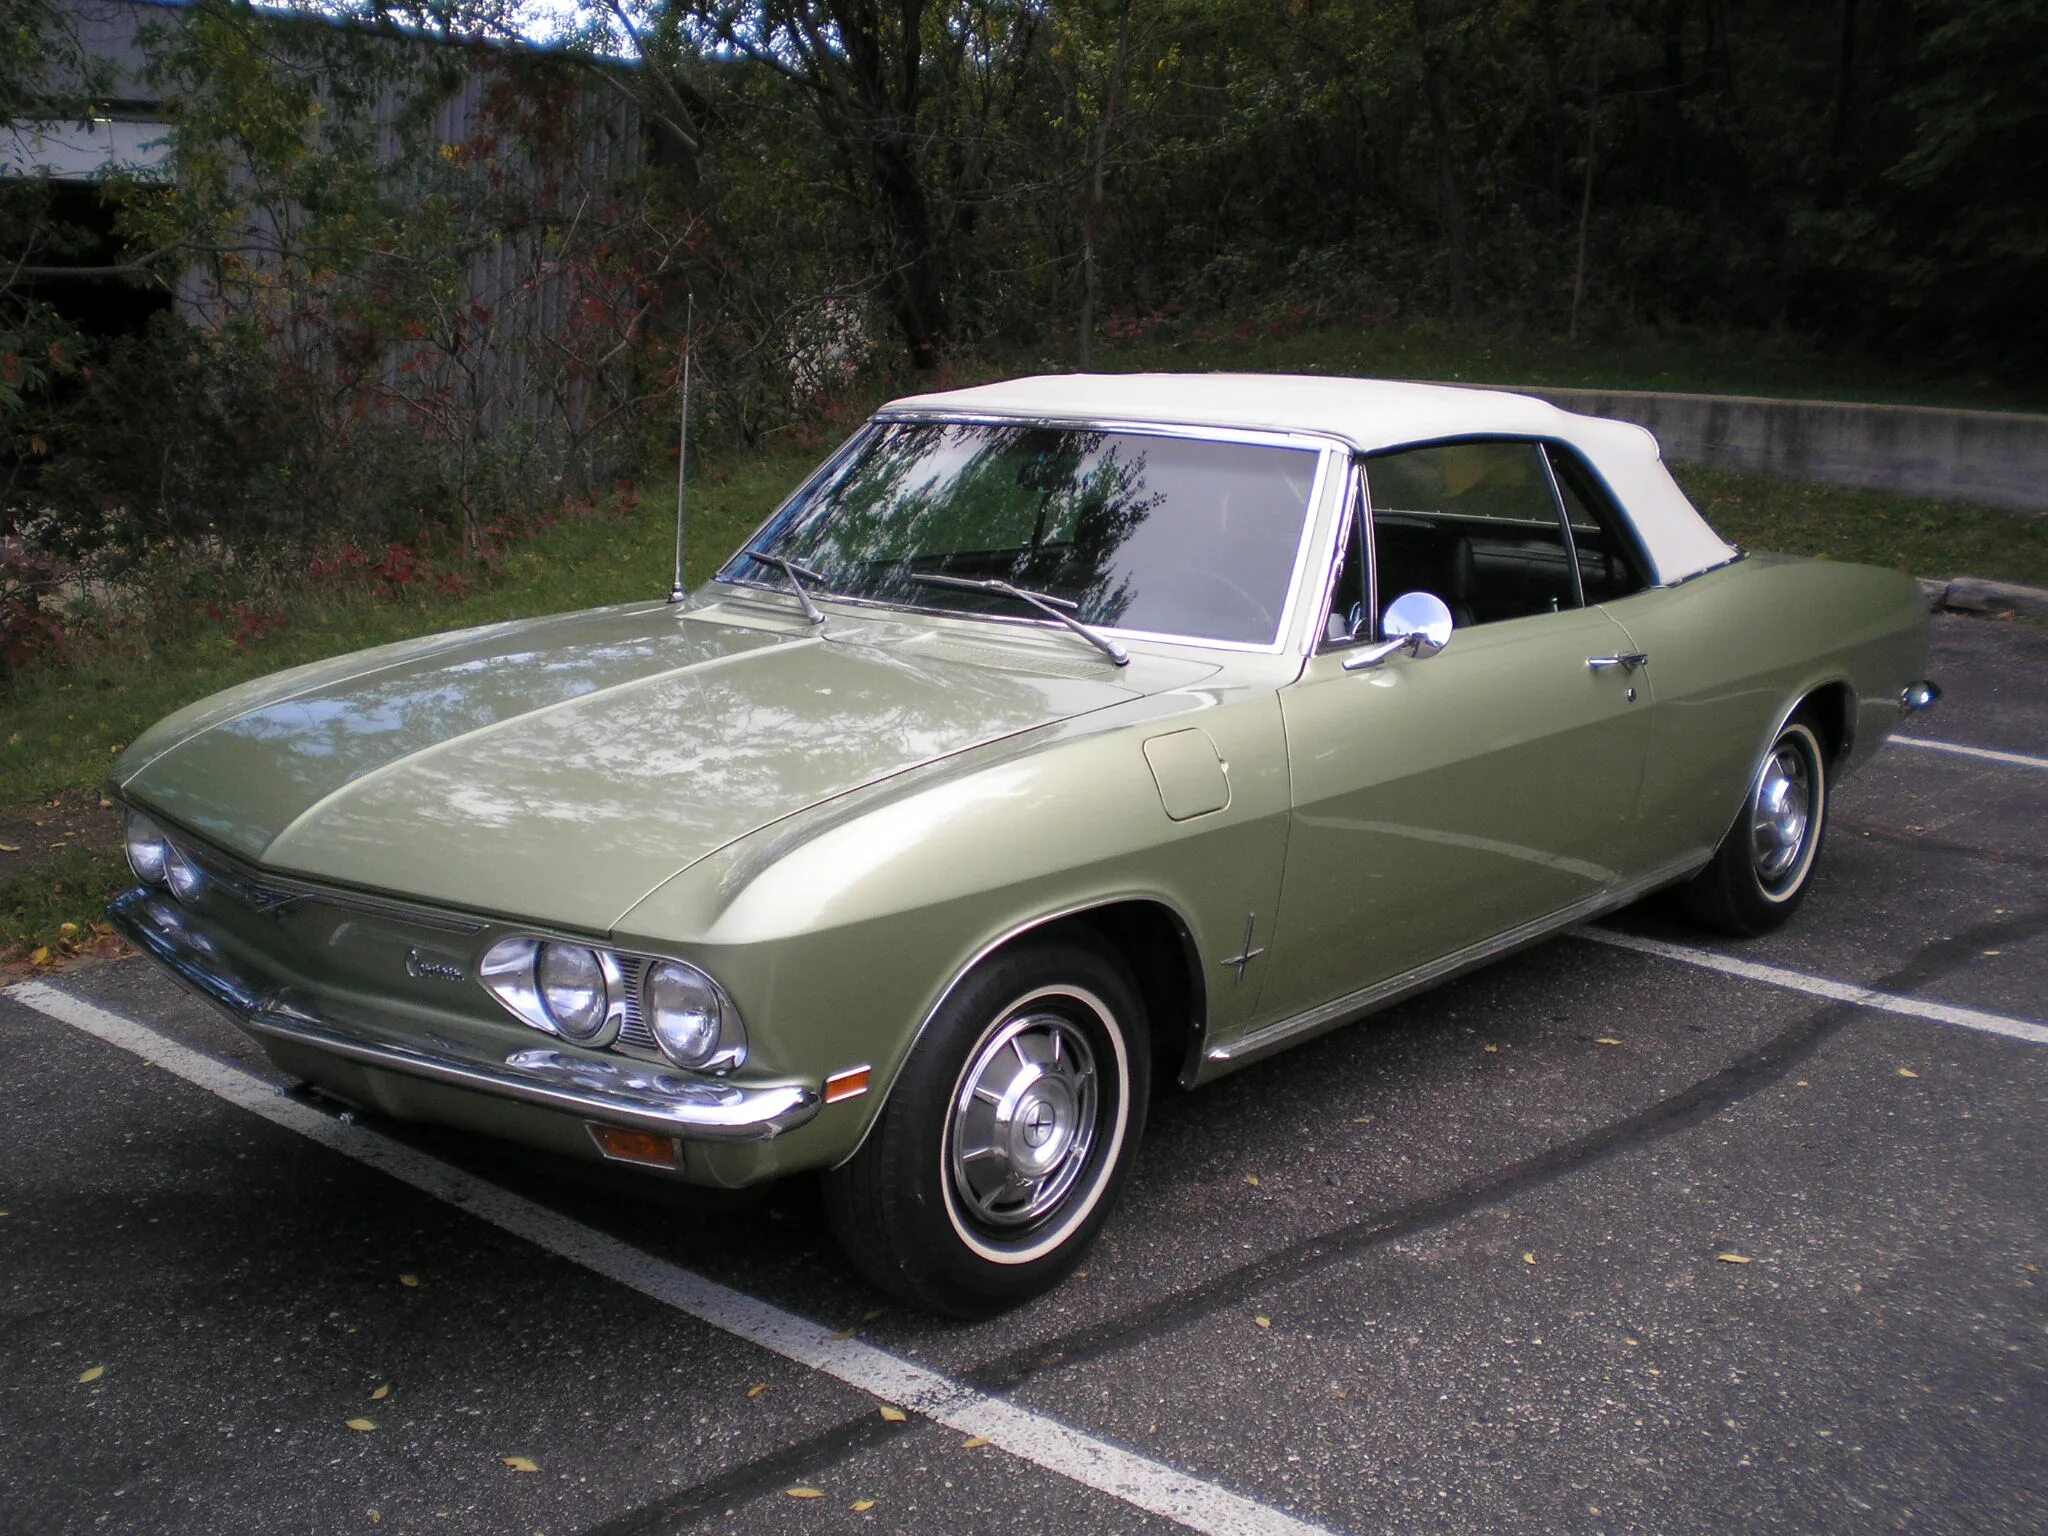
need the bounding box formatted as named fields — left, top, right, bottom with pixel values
left=3, top=612, right=2043, bottom=1536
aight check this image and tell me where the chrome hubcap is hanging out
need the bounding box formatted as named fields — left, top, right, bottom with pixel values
left=1750, top=744, right=1812, bottom=886
left=949, top=1011, right=1099, bottom=1231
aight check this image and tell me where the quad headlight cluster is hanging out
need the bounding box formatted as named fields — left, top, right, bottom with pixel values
left=478, top=936, right=744, bottom=1073
left=125, top=809, right=205, bottom=904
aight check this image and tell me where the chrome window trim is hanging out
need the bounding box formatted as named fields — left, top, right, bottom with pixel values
left=711, top=415, right=1343, bottom=658
left=1309, top=459, right=1376, bottom=654
left=1654, top=548, right=1748, bottom=589
left=1535, top=442, right=1589, bottom=609
left=1540, top=440, right=1658, bottom=598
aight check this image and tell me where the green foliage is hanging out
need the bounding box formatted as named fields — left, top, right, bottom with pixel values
left=4, top=0, right=2041, bottom=697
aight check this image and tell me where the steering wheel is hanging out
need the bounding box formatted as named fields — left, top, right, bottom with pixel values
left=1177, top=567, right=1275, bottom=633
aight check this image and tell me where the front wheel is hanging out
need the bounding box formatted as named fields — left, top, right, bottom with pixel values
left=1680, top=712, right=1830, bottom=935
left=822, top=935, right=1149, bottom=1317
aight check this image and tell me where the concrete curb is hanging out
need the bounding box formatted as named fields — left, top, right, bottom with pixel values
left=1918, top=576, right=2048, bottom=619
left=1511, top=384, right=2048, bottom=513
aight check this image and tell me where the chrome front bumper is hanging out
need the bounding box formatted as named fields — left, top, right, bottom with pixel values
left=108, top=889, right=821, bottom=1142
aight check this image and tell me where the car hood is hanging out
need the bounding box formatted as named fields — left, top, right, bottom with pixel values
left=116, top=600, right=1194, bottom=931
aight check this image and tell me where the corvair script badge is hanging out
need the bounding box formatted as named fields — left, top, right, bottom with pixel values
left=404, top=948, right=469, bottom=984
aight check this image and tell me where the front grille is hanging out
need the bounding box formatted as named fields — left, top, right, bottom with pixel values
left=616, top=959, right=660, bottom=1054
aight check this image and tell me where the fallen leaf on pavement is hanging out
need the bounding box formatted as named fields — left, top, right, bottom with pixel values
left=77, top=1366, right=104, bottom=1384
left=785, top=1487, right=823, bottom=1500
left=399, top=1274, right=419, bottom=1288
left=829, top=1327, right=856, bottom=1340
left=346, top=1418, right=376, bottom=1432
left=747, top=1382, right=769, bottom=1398
left=1254, top=1315, right=1272, bottom=1329
left=501, top=1457, right=538, bottom=1473
left=1716, top=1252, right=1752, bottom=1265
left=960, top=1436, right=991, bottom=1449
left=878, top=1405, right=906, bottom=1423
left=1898, top=1068, right=1919, bottom=1078
left=1596, top=1037, right=1623, bottom=1046
left=851, top=1498, right=876, bottom=1512
left=1523, top=1252, right=1537, bottom=1264
left=370, top=1384, right=390, bottom=1401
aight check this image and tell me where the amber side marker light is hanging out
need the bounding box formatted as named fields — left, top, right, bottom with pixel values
left=586, top=1124, right=681, bottom=1170
left=823, top=1066, right=871, bottom=1104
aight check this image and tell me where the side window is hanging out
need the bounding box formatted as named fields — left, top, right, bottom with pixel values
left=1365, top=441, right=1578, bottom=629
left=1544, top=445, right=1650, bottom=603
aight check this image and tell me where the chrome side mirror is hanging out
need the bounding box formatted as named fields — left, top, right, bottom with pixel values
left=1342, top=590, right=1455, bottom=672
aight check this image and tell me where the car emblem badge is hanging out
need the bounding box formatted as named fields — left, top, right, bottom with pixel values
left=405, top=948, right=468, bottom=983
left=238, top=880, right=299, bottom=914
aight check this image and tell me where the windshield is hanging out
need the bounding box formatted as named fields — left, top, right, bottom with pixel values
left=724, top=421, right=1322, bottom=646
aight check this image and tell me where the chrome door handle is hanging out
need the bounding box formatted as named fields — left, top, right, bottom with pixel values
left=1586, top=652, right=1649, bottom=673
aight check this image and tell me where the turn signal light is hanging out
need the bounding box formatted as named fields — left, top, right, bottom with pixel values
left=586, top=1124, right=680, bottom=1170
left=823, top=1066, right=871, bottom=1104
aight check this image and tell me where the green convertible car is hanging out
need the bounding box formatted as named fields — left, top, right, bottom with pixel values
left=109, top=374, right=1937, bottom=1314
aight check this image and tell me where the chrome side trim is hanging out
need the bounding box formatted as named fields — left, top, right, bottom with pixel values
left=108, top=889, right=819, bottom=1142
left=1201, top=856, right=1705, bottom=1076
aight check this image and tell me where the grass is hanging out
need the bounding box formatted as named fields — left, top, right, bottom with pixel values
left=0, top=451, right=820, bottom=809
left=1672, top=465, right=2048, bottom=590
left=5, top=326, right=2043, bottom=962
left=1028, top=317, right=2048, bottom=415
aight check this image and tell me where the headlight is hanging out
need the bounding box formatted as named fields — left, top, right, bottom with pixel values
left=125, top=810, right=169, bottom=886
left=478, top=937, right=742, bottom=1069
left=646, top=960, right=727, bottom=1069
left=537, top=942, right=608, bottom=1040
left=163, top=842, right=204, bottom=904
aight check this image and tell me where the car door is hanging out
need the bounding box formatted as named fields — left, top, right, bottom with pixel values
left=1255, top=440, right=1654, bottom=1026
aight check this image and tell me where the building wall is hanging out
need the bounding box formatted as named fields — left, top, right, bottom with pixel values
left=15, top=0, right=648, bottom=437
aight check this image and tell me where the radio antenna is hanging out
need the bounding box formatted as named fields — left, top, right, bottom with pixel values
left=667, top=293, right=694, bottom=604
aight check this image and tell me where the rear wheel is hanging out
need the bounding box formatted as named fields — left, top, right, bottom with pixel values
left=1680, top=712, right=1829, bottom=935
left=823, top=935, right=1148, bottom=1317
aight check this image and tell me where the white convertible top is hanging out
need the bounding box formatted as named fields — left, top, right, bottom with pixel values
left=885, top=373, right=1738, bottom=585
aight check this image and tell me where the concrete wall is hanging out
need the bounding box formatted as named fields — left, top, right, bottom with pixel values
left=1510, top=386, right=2048, bottom=514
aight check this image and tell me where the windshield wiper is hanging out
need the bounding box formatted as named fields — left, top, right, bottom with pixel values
left=748, top=553, right=829, bottom=626
left=907, top=574, right=1129, bottom=667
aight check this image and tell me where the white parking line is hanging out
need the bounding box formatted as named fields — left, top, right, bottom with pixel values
left=1582, top=930, right=2048, bottom=1047
left=3, top=980, right=1341, bottom=1536
left=1893, top=736, right=2048, bottom=772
